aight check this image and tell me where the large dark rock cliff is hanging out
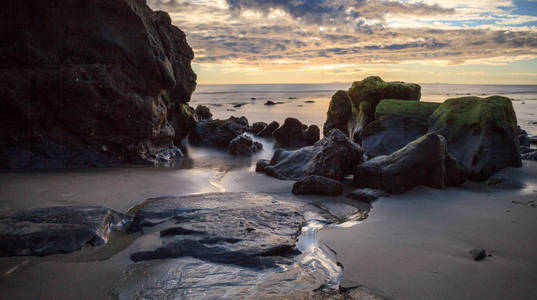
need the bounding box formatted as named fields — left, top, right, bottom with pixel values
left=0, top=0, right=197, bottom=168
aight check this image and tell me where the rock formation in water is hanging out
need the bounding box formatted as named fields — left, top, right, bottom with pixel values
left=354, top=133, right=468, bottom=194
left=0, top=206, right=129, bottom=256
left=0, top=0, right=197, bottom=169
left=273, top=118, right=320, bottom=148
left=195, top=105, right=212, bottom=120
left=256, top=121, right=280, bottom=137
left=260, top=129, right=363, bottom=181
left=324, top=76, right=421, bottom=141
left=228, top=134, right=263, bottom=156
left=189, top=116, right=249, bottom=148
left=429, top=96, right=521, bottom=180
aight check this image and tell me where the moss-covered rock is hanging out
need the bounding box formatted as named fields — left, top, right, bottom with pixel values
left=348, top=76, right=421, bottom=110
left=428, top=96, right=521, bottom=180
left=376, top=99, right=440, bottom=121
left=323, top=90, right=352, bottom=135
left=346, top=76, right=421, bottom=142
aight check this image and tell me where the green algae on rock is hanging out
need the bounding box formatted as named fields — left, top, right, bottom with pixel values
left=376, top=99, right=440, bottom=121
left=429, top=96, right=521, bottom=181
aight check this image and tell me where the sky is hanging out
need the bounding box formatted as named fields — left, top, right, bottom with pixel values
left=148, top=0, right=537, bottom=84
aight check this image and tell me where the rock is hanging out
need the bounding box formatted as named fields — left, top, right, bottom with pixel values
left=375, top=99, right=440, bottom=120
left=519, top=131, right=530, bottom=148
left=249, top=122, right=268, bottom=134
left=522, top=150, right=537, bottom=161
left=361, top=117, right=427, bottom=158
left=445, top=151, right=470, bottom=187
left=323, top=90, right=352, bottom=136
left=354, top=133, right=467, bottom=194
left=255, top=159, right=270, bottom=172
left=346, top=76, right=421, bottom=141
left=189, top=116, right=249, bottom=148
left=292, top=176, right=343, bottom=196
left=346, top=188, right=389, bottom=202
left=265, top=101, right=276, bottom=105
left=128, top=192, right=304, bottom=268
left=256, top=121, right=280, bottom=137
left=273, top=118, right=320, bottom=147
left=304, top=100, right=315, bottom=103
left=530, top=136, right=537, bottom=145
left=195, top=105, right=212, bottom=120
left=360, top=100, right=442, bottom=157
left=429, top=96, right=521, bottom=181
left=0, top=0, right=197, bottom=169
left=228, top=134, right=263, bottom=156
left=469, top=249, right=487, bottom=261
left=0, top=206, right=129, bottom=256
left=263, top=129, right=363, bottom=181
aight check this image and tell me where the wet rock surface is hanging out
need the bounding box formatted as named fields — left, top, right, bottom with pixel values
left=228, top=134, right=263, bottom=156
left=354, top=133, right=467, bottom=194
left=0, top=0, right=197, bottom=169
left=262, top=129, right=363, bottom=181
left=273, top=118, right=320, bottom=148
left=522, top=151, right=537, bottom=161
left=0, top=206, right=128, bottom=256
left=189, top=116, right=249, bottom=148
left=292, top=176, right=344, bottom=196
left=429, top=96, right=521, bottom=181
left=128, top=193, right=304, bottom=268
left=249, top=122, right=268, bottom=134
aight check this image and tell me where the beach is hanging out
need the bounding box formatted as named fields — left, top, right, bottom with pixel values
left=0, top=83, right=536, bottom=299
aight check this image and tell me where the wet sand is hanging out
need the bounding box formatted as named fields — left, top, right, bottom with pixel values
left=319, top=161, right=537, bottom=300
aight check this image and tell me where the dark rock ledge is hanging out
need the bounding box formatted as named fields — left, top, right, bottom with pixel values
left=0, top=0, right=197, bottom=169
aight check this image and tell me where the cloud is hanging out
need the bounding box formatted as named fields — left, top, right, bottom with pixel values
left=147, top=0, right=537, bottom=73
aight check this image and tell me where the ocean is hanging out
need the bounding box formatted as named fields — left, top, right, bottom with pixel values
left=191, top=83, right=537, bottom=134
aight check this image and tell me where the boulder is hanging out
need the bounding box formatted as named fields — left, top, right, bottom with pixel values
left=256, top=121, right=280, bottom=137
left=0, top=0, right=197, bottom=169
left=361, top=100, right=440, bottom=157
left=189, top=116, right=249, bottom=148
left=323, top=90, right=352, bottom=135
left=228, top=134, right=263, bottom=156
left=346, top=188, right=389, bottom=202
left=0, top=206, right=129, bottom=256
left=195, top=105, right=212, bottom=120
left=128, top=192, right=303, bottom=268
left=429, top=96, right=521, bottom=180
left=273, top=118, right=320, bottom=148
left=354, top=133, right=467, bottom=194
left=265, top=101, right=276, bottom=105
left=346, top=76, right=421, bottom=141
left=249, top=122, right=268, bottom=134
left=292, top=176, right=343, bottom=196
left=262, top=129, right=363, bottom=181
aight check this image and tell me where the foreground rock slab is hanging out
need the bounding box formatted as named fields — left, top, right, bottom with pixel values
left=0, top=206, right=128, bottom=256
left=429, top=96, right=521, bottom=180
left=129, top=193, right=304, bottom=269
left=354, top=133, right=467, bottom=194
left=261, top=129, right=363, bottom=181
